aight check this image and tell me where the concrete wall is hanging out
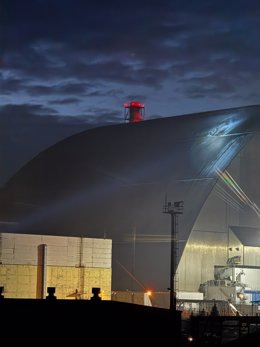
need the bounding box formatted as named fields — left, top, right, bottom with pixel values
left=111, top=291, right=145, bottom=305
left=0, top=233, right=112, bottom=299
left=0, top=233, right=111, bottom=267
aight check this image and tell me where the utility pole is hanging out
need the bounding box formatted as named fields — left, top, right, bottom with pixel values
left=163, top=198, right=184, bottom=311
left=132, top=227, right=136, bottom=292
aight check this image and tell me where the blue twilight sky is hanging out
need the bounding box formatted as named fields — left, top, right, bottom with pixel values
left=1, top=0, right=260, bottom=186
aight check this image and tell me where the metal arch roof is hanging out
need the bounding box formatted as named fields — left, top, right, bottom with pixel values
left=1, top=104, right=260, bottom=290
left=229, top=226, right=260, bottom=247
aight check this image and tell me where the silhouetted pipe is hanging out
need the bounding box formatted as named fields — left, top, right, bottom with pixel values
left=0, top=286, right=4, bottom=299
left=37, top=244, right=47, bottom=299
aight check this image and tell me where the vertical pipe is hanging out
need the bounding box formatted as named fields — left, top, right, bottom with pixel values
left=170, top=213, right=177, bottom=312
left=42, top=244, right=47, bottom=299
left=132, top=227, right=136, bottom=292
left=36, top=244, right=47, bottom=299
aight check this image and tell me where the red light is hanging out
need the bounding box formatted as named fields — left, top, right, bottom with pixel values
left=123, top=101, right=145, bottom=122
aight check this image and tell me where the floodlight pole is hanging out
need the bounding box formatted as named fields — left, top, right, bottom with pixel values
left=163, top=199, right=184, bottom=312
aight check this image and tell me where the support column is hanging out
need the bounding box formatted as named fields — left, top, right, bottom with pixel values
left=36, top=244, right=47, bottom=299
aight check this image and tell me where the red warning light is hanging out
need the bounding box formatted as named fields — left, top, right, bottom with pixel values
left=124, top=101, right=145, bottom=123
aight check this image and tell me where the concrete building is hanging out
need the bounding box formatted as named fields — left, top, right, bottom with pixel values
left=0, top=233, right=112, bottom=299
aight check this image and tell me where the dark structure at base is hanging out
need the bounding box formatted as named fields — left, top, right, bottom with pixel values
left=2, top=298, right=260, bottom=345
left=1, top=299, right=182, bottom=345
left=189, top=315, right=260, bottom=346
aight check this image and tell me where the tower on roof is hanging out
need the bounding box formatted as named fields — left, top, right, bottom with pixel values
left=123, top=101, right=145, bottom=123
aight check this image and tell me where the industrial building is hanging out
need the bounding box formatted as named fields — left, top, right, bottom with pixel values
left=1, top=103, right=260, bottom=313
left=0, top=233, right=112, bottom=299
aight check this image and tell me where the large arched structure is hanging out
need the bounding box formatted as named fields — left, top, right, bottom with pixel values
left=179, top=130, right=260, bottom=293
left=1, top=105, right=260, bottom=291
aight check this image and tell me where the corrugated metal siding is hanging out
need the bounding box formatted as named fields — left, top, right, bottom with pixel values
left=244, top=247, right=260, bottom=268
left=178, top=230, right=227, bottom=291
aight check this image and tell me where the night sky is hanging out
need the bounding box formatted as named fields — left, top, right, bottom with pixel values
left=1, top=0, right=260, bottom=185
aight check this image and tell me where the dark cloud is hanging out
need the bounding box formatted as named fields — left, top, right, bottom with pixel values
left=0, top=104, right=109, bottom=186
left=1, top=0, right=260, bottom=183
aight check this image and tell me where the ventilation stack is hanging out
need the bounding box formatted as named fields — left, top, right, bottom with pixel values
left=124, top=101, right=145, bottom=122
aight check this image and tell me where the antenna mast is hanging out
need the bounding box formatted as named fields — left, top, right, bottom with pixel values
left=163, top=198, right=184, bottom=311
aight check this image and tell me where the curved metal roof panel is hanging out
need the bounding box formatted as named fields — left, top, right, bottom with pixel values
left=1, top=104, right=260, bottom=289
left=230, top=226, right=260, bottom=247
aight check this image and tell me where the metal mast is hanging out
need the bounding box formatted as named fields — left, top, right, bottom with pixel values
left=163, top=198, right=184, bottom=311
